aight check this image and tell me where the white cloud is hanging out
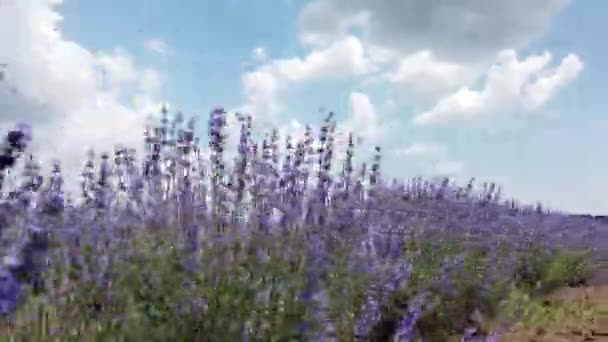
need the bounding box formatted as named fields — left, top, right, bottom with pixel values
left=239, top=68, right=284, bottom=121
left=521, top=54, right=583, bottom=110
left=412, top=50, right=583, bottom=125
left=237, top=91, right=382, bottom=171
left=298, top=0, right=570, bottom=62
left=0, top=0, right=166, bottom=196
left=393, top=143, right=445, bottom=157
left=319, top=91, right=383, bottom=166
left=385, top=50, right=478, bottom=99
left=236, top=0, right=579, bottom=129
left=240, top=1, right=577, bottom=126
left=246, top=91, right=382, bottom=145
left=295, top=0, right=578, bottom=109
left=298, top=7, right=370, bottom=49
left=144, top=38, right=169, bottom=56
left=97, top=48, right=140, bottom=94
left=137, top=68, right=163, bottom=94
left=274, top=36, right=372, bottom=82
left=343, top=91, right=382, bottom=143
left=238, top=36, right=375, bottom=119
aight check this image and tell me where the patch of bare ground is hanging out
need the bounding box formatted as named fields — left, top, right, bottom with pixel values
left=500, top=261, right=608, bottom=341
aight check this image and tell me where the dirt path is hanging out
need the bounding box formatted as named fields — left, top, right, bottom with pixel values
left=498, top=260, right=608, bottom=341
left=590, top=261, right=608, bottom=287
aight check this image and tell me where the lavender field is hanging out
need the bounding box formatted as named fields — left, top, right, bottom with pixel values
left=0, top=108, right=604, bottom=341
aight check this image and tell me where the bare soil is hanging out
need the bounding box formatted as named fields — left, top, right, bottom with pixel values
left=499, top=261, right=608, bottom=341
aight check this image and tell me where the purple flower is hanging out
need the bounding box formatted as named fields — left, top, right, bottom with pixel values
left=394, top=293, right=428, bottom=342
left=0, top=268, right=22, bottom=315
left=354, top=295, right=381, bottom=338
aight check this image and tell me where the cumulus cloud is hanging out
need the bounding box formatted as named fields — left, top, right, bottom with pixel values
left=298, top=0, right=570, bottom=62
left=385, top=50, right=478, bottom=99
left=239, top=68, right=284, bottom=121
left=275, top=36, right=372, bottom=82
left=97, top=48, right=140, bottom=92
left=239, top=0, right=577, bottom=129
left=0, top=0, right=166, bottom=195
left=238, top=36, right=374, bottom=119
left=295, top=0, right=576, bottom=107
left=235, top=0, right=579, bottom=127
left=412, top=50, right=583, bottom=125
left=243, top=91, right=383, bottom=171
left=271, top=92, right=381, bottom=144
left=144, top=38, right=169, bottom=56
left=343, top=92, right=382, bottom=143
left=521, top=54, right=583, bottom=110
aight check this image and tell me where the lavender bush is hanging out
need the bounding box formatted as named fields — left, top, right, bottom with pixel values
left=0, top=106, right=599, bottom=341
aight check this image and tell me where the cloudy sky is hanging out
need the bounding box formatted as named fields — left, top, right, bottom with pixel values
left=0, top=0, right=606, bottom=214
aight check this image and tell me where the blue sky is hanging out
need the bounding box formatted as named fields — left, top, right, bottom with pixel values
left=60, top=0, right=307, bottom=113
left=0, top=0, right=607, bottom=214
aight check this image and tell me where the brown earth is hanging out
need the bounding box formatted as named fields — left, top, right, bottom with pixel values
left=499, top=261, right=608, bottom=342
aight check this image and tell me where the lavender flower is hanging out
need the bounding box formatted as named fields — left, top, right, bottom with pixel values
left=394, top=293, right=428, bottom=342
left=0, top=268, right=22, bottom=315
